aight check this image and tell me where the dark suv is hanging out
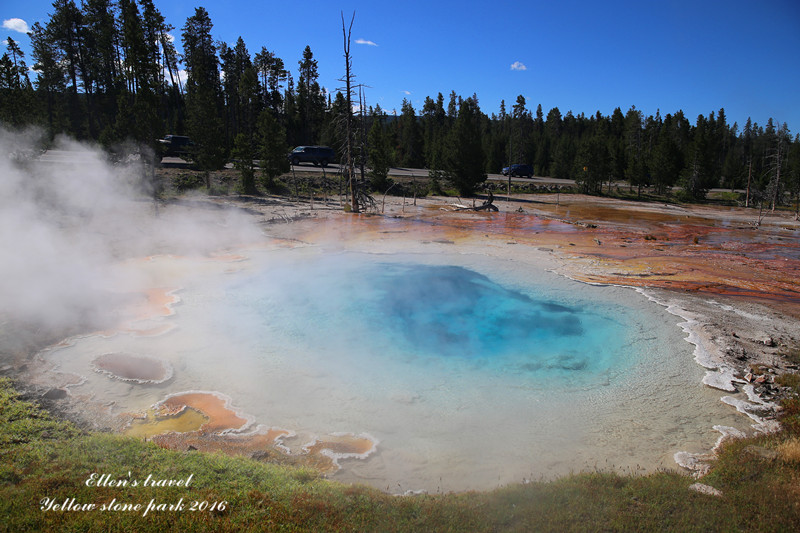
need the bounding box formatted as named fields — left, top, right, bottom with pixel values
left=501, top=164, right=533, bottom=178
left=287, top=146, right=336, bottom=167
left=157, top=135, right=194, bottom=157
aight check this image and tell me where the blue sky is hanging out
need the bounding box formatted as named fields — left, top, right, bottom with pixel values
left=3, top=0, right=800, bottom=133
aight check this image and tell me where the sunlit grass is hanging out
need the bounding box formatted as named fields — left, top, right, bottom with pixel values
left=2, top=376, right=800, bottom=531
left=778, top=438, right=800, bottom=463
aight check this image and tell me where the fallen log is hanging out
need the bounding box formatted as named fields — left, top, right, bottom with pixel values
left=454, top=191, right=498, bottom=212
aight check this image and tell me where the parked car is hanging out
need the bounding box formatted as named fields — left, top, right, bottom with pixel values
left=157, top=135, right=194, bottom=157
left=287, top=146, right=336, bottom=167
left=501, top=164, right=533, bottom=178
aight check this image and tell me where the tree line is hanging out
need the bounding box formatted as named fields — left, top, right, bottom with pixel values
left=2, top=0, right=798, bottom=206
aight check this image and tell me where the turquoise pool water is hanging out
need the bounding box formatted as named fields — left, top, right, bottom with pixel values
left=42, top=247, right=749, bottom=492
left=221, top=256, right=628, bottom=388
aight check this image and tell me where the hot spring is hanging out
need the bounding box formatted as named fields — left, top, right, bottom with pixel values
left=42, top=243, right=749, bottom=492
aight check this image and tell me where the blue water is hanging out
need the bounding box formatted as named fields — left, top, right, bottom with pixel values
left=220, top=254, right=631, bottom=388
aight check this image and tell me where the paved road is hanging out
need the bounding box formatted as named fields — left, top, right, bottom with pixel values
left=33, top=149, right=106, bottom=165
left=275, top=162, right=558, bottom=183
left=158, top=156, right=650, bottom=189
left=164, top=157, right=573, bottom=186
left=157, top=156, right=747, bottom=195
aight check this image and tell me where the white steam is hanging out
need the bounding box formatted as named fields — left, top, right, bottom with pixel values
left=0, top=127, right=262, bottom=328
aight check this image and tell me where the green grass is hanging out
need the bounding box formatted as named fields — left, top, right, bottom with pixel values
left=2, top=377, right=800, bottom=531
left=706, top=190, right=745, bottom=205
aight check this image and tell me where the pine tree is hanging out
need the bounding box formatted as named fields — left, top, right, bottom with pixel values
left=446, top=91, right=458, bottom=119
left=367, top=114, right=391, bottom=191
left=541, top=107, right=563, bottom=176
left=0, top=53, right=19, bottom=124
left=29, top=21, right=66, bottom=133
left=49, top=0, right=88, bottom=137
left=788, top=134, right=800, bottom=218
left=296, top=45, right=324, bottom=144
left=139, top=0, right=173, bottom=135
left=651, top=133, right=682, bottom=194
left=0, top=37, right=34, bottom=126
left=220, top=37, right=256, bottom=141
left=510, top=94, right=530, bottom=164
left=230, top=58, right=263, bottom=195
left=551, top=137, right=574, bottom=181
left=254, top=47, right=286, bottom=115
left=110, top=0, right=164, bottom=148
left=444, top=96, right=486, bottom=196
left=680, top=114, right=717, bottom=200
left=574, top=133, right=609, bottom=194
left=4, top=37, right=29, bottom=90
left=182, top=7, right=226, bottom=177
left=484, top=102, right=507, bottom=174
left=239, top=66, right=261, bottom=138
left=624, top=106, right=647, bottom=193
left=421, top=93, right=446, bottom=190
left=396, top=99, right=423, bottom=168
left=256, top=109, right=290, bottom=190
left=765, top=122, right=791, bottom=210
left=320, top=91, right=348, bottom=153
left=282, top=73, right=301, bottom=146
left=82, top=0, right=118, bottom=136
left=232, top=133, right=257, bottom=194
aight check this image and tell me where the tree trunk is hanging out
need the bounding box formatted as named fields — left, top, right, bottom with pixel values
left=342, top=12, right=358, bottom=213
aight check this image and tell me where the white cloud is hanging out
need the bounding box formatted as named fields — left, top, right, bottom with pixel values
left=162, top=66, right=188, bottom=88
left=355, top=38, right=378, bottom=46
left=403, top=90, right=411, bottom=95
left=510, top=61, right=527, bottom=71
left=3, top=18, right=29, bottom=34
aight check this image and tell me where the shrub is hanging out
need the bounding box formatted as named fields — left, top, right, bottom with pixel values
left=174, top=172, right=205, bottom=192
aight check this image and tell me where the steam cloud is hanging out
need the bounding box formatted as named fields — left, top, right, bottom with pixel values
left=0, top=127, right=262, bottom=329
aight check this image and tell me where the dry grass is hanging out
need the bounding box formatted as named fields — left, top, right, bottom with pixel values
left=777, top=438, right=800, bottom=463
left=776, top=372, right=800, bottom=390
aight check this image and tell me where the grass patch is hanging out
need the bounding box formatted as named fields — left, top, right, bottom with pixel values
left=2, top=377, right=800, bottom=531
left=778, top=438, right=800, bottom=463
left=172, top=172, right=206, bottom=192
left=783, top=347, right=800, bottom=367
left=706, top=190, right=744, bottom=206
left=776, top=372, right=800, bottom=392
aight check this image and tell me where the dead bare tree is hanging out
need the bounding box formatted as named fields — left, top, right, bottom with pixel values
left=745, top=156, right=752, bottom=208
left=766, top=125, right=789, bottom=212
left=337, top=12, right=375, bottom=213
left=358, top=84, right=368, bottom=189
left=340, top=12, right=358, bottom=213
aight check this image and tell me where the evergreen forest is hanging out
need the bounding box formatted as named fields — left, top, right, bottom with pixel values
left=2, top=0, right=799, bottom=205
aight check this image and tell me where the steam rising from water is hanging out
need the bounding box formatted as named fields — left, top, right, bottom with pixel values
left=40, top=245, right=751, bottom=491
left=0, top=127, right=261, bottom=328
